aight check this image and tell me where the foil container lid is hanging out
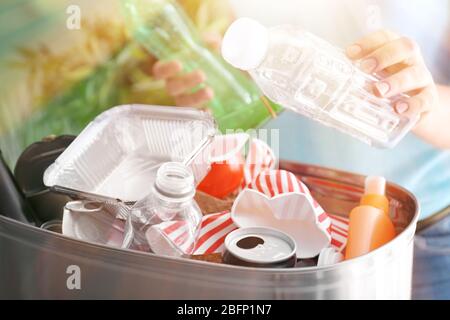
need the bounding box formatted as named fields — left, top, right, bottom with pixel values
left=43, top=104, right=217, bottom=203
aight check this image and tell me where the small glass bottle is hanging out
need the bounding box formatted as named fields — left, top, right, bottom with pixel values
left=124, top=162, right=202, bottom=257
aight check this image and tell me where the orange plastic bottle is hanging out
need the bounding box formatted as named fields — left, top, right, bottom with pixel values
left=344, top=176, right=396, bottom=260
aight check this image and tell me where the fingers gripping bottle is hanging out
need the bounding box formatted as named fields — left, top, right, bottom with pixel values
left=344, top=176, right=396, bottom=260
left=122, top=0, right=282, bottom=131
left=221, top=18, right=418, bottom=148
left=123, top=162, right=202, bottom=257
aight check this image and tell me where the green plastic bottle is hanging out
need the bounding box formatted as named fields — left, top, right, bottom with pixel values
left=122, top=0, right=282, bottom=132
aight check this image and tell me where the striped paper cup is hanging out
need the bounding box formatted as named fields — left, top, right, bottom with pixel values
left=145, top=211, right=236, bottom=256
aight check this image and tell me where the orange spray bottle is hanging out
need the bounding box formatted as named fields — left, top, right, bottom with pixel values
left=344, top=176, right=396, bottom=260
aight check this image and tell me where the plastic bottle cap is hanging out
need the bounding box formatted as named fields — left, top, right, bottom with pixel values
left=154, top=162, right=195, bottom=200
left=364, top=176, right=386, bottom=195
left=222, top=17, right=269, bottom=71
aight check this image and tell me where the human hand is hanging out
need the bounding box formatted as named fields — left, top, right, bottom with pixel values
left=346, top=30, right=439, bottom=128
left=152, top=60, right=214, bottom=108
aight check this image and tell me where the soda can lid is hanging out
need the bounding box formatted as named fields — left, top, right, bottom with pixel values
left=224, top=227, right=297, bottom=264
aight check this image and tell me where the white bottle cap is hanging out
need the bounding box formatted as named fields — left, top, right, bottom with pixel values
left=221, top=17, right=269, bottom=71
left=154, top=162, right=195, bottom=201
left=364, top=176, right=386, bottom=196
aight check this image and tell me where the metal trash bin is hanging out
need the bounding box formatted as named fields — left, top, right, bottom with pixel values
left=0, top=161, right=419, bottom=299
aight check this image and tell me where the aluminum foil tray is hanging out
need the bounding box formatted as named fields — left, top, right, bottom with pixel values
left=44, top=104, right=216, bottom=202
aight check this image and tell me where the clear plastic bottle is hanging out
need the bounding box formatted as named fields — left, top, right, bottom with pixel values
left=222, top=18, right=419, bottom=148
left=123, top=161, right=202, bottom=257
left=122, top=0, right=282, bottom=132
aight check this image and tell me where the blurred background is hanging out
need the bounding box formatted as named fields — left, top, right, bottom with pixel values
left=0, top=0, right=235, bottom=166
left=0, top=0, right=123, bottom=166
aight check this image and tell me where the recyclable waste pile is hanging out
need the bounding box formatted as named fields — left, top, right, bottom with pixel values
left=41, top=104, right=397, bottom=269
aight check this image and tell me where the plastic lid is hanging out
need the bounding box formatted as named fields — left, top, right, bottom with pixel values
left=364, top=176, right=386, bottom=196
left=222, top=17, right=269, bottom=71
